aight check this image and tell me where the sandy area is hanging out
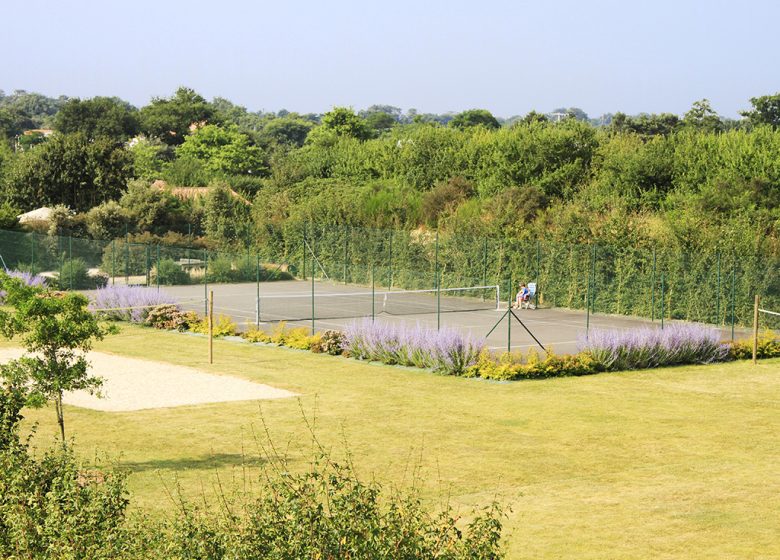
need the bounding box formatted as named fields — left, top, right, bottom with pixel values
left=0, top=348, right=297, bottom=412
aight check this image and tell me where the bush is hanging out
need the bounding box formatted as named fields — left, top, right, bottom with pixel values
left=189, top=314, right=238, bottom=337
left=465, top=349, right=602, bottom=380
left=242, top=327, right=272, bottom=343
left=313, top=329, right=344, bottom=355
left=579, top=324, right=730, bottom=371
left=151, top=258, right=190, bottom=285
left=144, top=304, right=188, bottom=330
left=729, top=330, right=780, bottom=360
left=56, top=257, right=108, bottom=289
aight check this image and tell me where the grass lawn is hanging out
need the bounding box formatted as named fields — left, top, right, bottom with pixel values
left=10, top=325, right=780, bottom=559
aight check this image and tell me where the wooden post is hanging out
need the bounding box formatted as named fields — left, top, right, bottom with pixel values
left=752, top=294, right=760, bottom=365
left=208, top=290, right=214, bottom=364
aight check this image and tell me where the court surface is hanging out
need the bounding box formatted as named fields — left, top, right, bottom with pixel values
left=161, top=280, right=744, bottom=355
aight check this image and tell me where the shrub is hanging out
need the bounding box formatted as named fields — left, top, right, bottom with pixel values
left=6, top=269, right=47, bottom=288
left=729, top=330, right=780, bottom=360
left=579, top=324, right=729, bottom=371
left=151, top=258, right=190, bottom=285
left=242, top=327, right=272, bottom=343
left=56, top=258, right=107, bottom=290
left=465, top=350, right=602, bottom=381
left=144, top=304, right=188, bottom=330
left=314, top=329, right=345, bottom=355
left=189, top=314, right=238, bottom=337
left=343, top=319, right=484, bottom=375
left=89, top=285, right=178, bottom=323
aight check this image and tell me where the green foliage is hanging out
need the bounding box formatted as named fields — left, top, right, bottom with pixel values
left=0, top=201, right=19, bottom=230
left=118, top=180, right=192, bottom=235
left=260, top=116, right=313, bottom=147
left=451, top=108, right=500, bottom=130
left=139, top=87, right=216, bottom=146
left=740, top=92, right=780, bottom=128
left=203, top=184, right=252, bottom=245
left=130, top=136, right=170, bottom=181
left=55, top=96, right=139, bottom=141
left=189, top=314, right=237, bottom=337
left=176, top=124, right=266, bottom=176
left=310, top=106, right=372, bottom=143
left=464, top=350, right=603, bottom=380
left=2, top=132, right=133, bottom=212
left=0, top=276, right=113, bottom=440
left=57, top=257, right=108, bottom=290
left=729, top=331, right=780, bottom=360
left=85, top=200, right=128, bottom=239
left=151, top=258, right=190, bottom=285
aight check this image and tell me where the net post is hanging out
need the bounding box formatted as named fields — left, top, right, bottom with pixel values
left=256, top=254, right=260, bottom=328
left=752, top=294, right=760, bottom=365
left=506, top=276, right=512, bottom=354
left=660, top=272, right=665, bottom=330
left=715, top=252, right=721, bottom=325
left=208, top=290, right=214, bottom=364
left=204, top=250, right=209, bottom=316
left=651, top=248, right=656, bottom=322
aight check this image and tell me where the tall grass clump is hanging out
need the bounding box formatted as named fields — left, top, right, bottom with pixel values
left=89, top=285, right=178, bottom=323
left=579, top=324, right=729, bottom=371
left=344, top=319, right=484, bottom=375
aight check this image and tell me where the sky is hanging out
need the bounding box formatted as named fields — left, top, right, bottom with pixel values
left=2, top=0, right=779, bottom=118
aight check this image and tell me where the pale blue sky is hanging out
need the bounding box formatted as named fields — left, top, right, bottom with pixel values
left=3, top=0, right=778, bottom=117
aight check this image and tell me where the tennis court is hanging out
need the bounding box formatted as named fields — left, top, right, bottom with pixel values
left=162, top=280, right=746, bottom=355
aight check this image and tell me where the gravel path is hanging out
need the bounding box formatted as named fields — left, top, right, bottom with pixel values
left=0, top=348, right=297, bottom=412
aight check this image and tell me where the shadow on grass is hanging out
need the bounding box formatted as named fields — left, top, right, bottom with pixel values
left=121, top=453, right=265, bottom=473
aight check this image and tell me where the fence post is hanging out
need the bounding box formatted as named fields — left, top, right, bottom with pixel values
left=124, top=235, right=129, bottom=285
left=388, top=230, right=393, bottom=289
left=482, top=237, right=488, bottom=289
left=156, top=244, right=160, bottom=291
left=752, top=294, right=760, bottom=365
left=507, top=276, right=513, bottom=354
left=343, top=225, right=348, bottom=285
left=434, top=231, right=439, bottom=289
left=204, top=250, right=209, bottom=316
left=535, top=240, right=541, bottom=308
left=302, top=222, right=307, bottom=281
left=590, top=244, right=597, bottom=314
left=730, top=265, right=736, bottom=341
left=208, top=290, right=214, bottom=364
left=715, top=252, right=721, bottom=325
left=68, top=235, right=73, bottom=290
left=371, top=264, right=375, bottom=322
left=436, top=269, right=441, bottom=331
left=256, top=254, right=260, bottom=327
left=111, top=240, right=115, bottom=286
left=311, top=257, right=315, bottom=335
left=651, top=248, right=656, bottom=322
left=30, top=232, right=35, bottom=275
left=660, top=273, right=666, bottom=330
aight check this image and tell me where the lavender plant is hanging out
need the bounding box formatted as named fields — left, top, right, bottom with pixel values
left=579, top=324, right=729, bottom=371
left=6, top=270, right=48, bottom=288
left=344, top=319, right=484, bottom=375
left=89, top=285, right=179, bottom=323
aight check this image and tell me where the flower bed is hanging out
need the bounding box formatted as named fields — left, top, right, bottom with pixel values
left=89, top=285, right=178, bottom=323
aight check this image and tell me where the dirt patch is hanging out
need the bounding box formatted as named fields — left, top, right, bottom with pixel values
left=0, top=348, right=297, bottom=412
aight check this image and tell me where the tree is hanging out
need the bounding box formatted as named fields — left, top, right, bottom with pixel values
left=0, top=108, right=35, bottom=141
left=176, top=124, right=266, bottom=175
left=450, top=109, right=500, bottom=130
left=610, top=112, right=680, bottom=136
left=55, top=96, right=139, bottom=141
left=683, top=99, right=723, bottom=133
left=740, top=92, right=780, bottom=128
left=314, top=107, right=372, bottom=141
left=139, top=87, right=216, bottom=145
left=261, top=117, right=313, bottom=147
left=0, top=276, right=113, bottom=442
left=2, top=133, right=133, bottom=212
left=203, top=183, right=252, bottom=244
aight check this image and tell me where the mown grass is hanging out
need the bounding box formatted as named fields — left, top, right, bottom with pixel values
left=9, top=324, right=780, bottom=559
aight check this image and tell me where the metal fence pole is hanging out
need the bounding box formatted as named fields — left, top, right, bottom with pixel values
left=715, top=252, right=721, bottom=325
left=302, top=222, right=307, bottom=281
left=535, top=240, right=541, bottom=308
left=507, top=276, right=513, bottom=354
left=434, top=231, right=439, bottom=288
left=371, top=264, right=375, bottom=322
left=388, top=230, right=393, bottom=289
left=482, top=237, right=489, bottom=289
left=730, top=264, right=736, bottom=341
left=156, top=244, right=160, bottom=291
left=68, top=235, right=73, bottom=290
left=30, top=232, right=35, bottom=275
left=436, top=269, right=441, bottom=331
left=256, top=254, right=260, bottom=327
left=343, top=225, right=348, bottom=285
left=311, top=257, right=315, bottom=335
left=651, top=248, right=656, bottom=322
left=111, top=239, right=115, bottom=286
left=204, top=250, right=209, bottom=316
left=590, top=244, right=597, bottom=315
left=660, top=273, right=666, bottom=330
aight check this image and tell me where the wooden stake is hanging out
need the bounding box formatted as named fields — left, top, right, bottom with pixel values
left=752, top=294, right=760, bottom=365
left=209, top=290, right=214, bottom=364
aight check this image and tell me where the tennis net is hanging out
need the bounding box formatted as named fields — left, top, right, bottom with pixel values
left=253, top=285, right=500, bottom=322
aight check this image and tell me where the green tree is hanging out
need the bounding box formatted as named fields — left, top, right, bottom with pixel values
left=0, top=107, right=35, bottom=141
left=450, top=109, right=500, bottom=130
left=204, top=183, right=252, bottom=245
left=2, top=133, right=133, bottom=212
left=309, top=107, right=372, bottom=143
left=740, top=92, right=780, bottom=128
left=55, top=96, right=139, bottom=141
left=176, top=124, right=266, bottom=175
left=139, top=87, right=216, bottom=145
left=683, top=99, right=723, bottom=133
left=0, top=276, right=113, bottom=441
left=261, top=117, right=313, bottom=146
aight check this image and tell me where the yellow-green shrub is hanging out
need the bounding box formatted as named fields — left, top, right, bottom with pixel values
left=728, top=330, right=780, bottom=360
left=189, top=314, right=238, bottom=337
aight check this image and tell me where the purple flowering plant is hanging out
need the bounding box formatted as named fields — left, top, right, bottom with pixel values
left=89, top=285, right=179, bottom=323
left=578, top=323, right=729, bottom=371
left=343, top=319, right=484, bottom=375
